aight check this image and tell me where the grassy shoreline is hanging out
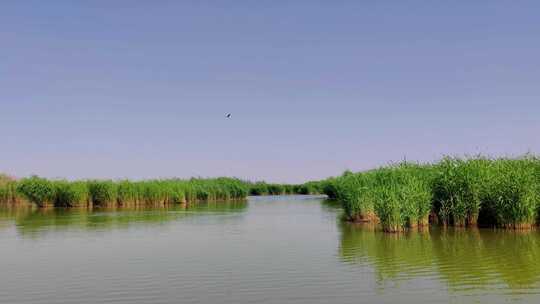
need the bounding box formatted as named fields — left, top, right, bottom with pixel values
left=3, top=154, right=540, bottom=231
left=322, top=155, right=540, bottom=231
left=0, top=174, right=322, bottom=208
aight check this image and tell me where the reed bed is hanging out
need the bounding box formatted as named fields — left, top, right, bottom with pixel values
left=247, top=182, right=322, bottom=196
left=320, top=177, right=339, bottom=200
left=432, top=157, right=488, bottom=227
left=371, top=164, right=432, bottom=232
left=328, top=155, right=540, bottom=231
left=1, top=174, right=324, bottom=209
left=0, top=174, right=25, bottom=205
left=334, top=171, right=376, bottom=223
left=1, top=176, right=251, bottom=208
left=3, top=154, right=538, bottom=230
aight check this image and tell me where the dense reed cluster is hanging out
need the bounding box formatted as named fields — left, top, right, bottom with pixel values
left=0, top=175, right=325, bottom=208
left=4, top=154, right=538, bottom=231
left=324, top=156, right=540, bottom=231
left=1, top=177, right=251, bottom=208
left=247, top=181, right=323, bottom=196
left=0, top=174, right=20, bottom=204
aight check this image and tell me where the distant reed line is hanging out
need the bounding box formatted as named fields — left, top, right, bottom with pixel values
left=0, top=175, right=321, bottom=208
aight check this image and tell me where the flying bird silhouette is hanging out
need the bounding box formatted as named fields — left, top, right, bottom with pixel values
left=226, top=113, right=231, bottom=118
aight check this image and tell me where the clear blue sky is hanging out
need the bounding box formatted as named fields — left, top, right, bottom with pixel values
left=1, top=1, right=539, bottom=183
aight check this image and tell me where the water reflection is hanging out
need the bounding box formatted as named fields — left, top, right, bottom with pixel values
left=1, top=196, right=540, bottom=303
left=0, top=201, right=248, bottom=237
left=339, top=223, right=540, bottom=294
left=320, top=199, right=342, bottom=212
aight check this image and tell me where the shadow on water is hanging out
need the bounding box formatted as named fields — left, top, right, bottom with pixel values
left=0, top=200, right=248, bottom=238
left=320, top=199, right=342, bottom=212
left=339, top=222, right=540, bottom=293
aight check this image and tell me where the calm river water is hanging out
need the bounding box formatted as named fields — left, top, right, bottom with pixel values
left=1, top=195, right=539, bottom=304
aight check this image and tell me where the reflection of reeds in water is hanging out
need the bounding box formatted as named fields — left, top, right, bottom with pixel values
left=0, top=201, right=248, bottom=237
left=433, top=228, right=540, bottom=291
left=320, top=199, right=342, bottom=213
left=339, top=222, right=434, bottom=281
left=339, top=223, right=540, bottom=291
left=431, top=227, right=493, bottom=289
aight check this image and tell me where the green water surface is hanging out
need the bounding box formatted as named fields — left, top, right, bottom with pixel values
left=1, top=196, right=539, bottom=303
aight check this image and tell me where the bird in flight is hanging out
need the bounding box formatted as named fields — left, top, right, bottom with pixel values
left=226, top=113, right=232, bottom=118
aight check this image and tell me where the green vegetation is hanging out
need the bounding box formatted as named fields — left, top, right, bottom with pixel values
left=328, top=155, right=540, bottom=231
left=1, top=173, right=326, bottom=209
left=16, top=176, right=55, bottom=207
left=481, top=158, right=539, bottom=229
left=2, top=176, right=255, bottom=208
left=320, top=177, right=339, bottom=200
left=371, top=164, right=432, bottom=232
left=432, top=157, right=488, bottom=226
left=3, top=154, right=539, bottom=231
left=87, top=180, right=117, bottom=207
left=334, top=171, right=376, bottom=222
left=247, top=181, right=322, bottom=196
left=53, top=181, right=89, bottom=207
left=248, top=182, right=272, bottom=196
left=331, top=164, right=432, bottom=231
left=297, top=181, right=324, bottom=195
left=0, top=174, right=22, bottom=205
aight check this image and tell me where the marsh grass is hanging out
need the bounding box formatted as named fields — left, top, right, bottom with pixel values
left=481, top=158, right=539, bottom=229
left=16, top=176, right=55, bottom=207
left=432, top=157, right=489, bottom=227
left=52, top=181, right=89, bottom=207
left=0, top=174, right=24, bottom=205
left=1, top=176, right=252, bottom=208
left=333, top=155, right=540, bottom=232
left=336, top=172, right=376, bottom=222
left=247, top=181, right=321, bottom=196
left=87, top=180, right=117, bottom=207
left=371, top=164, right=432, bottom=232
left=3, top=154, right=539, bottom=229
left=321, top=177, right=339, bottom=200
left=249, top=182, right=269, bottom=195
